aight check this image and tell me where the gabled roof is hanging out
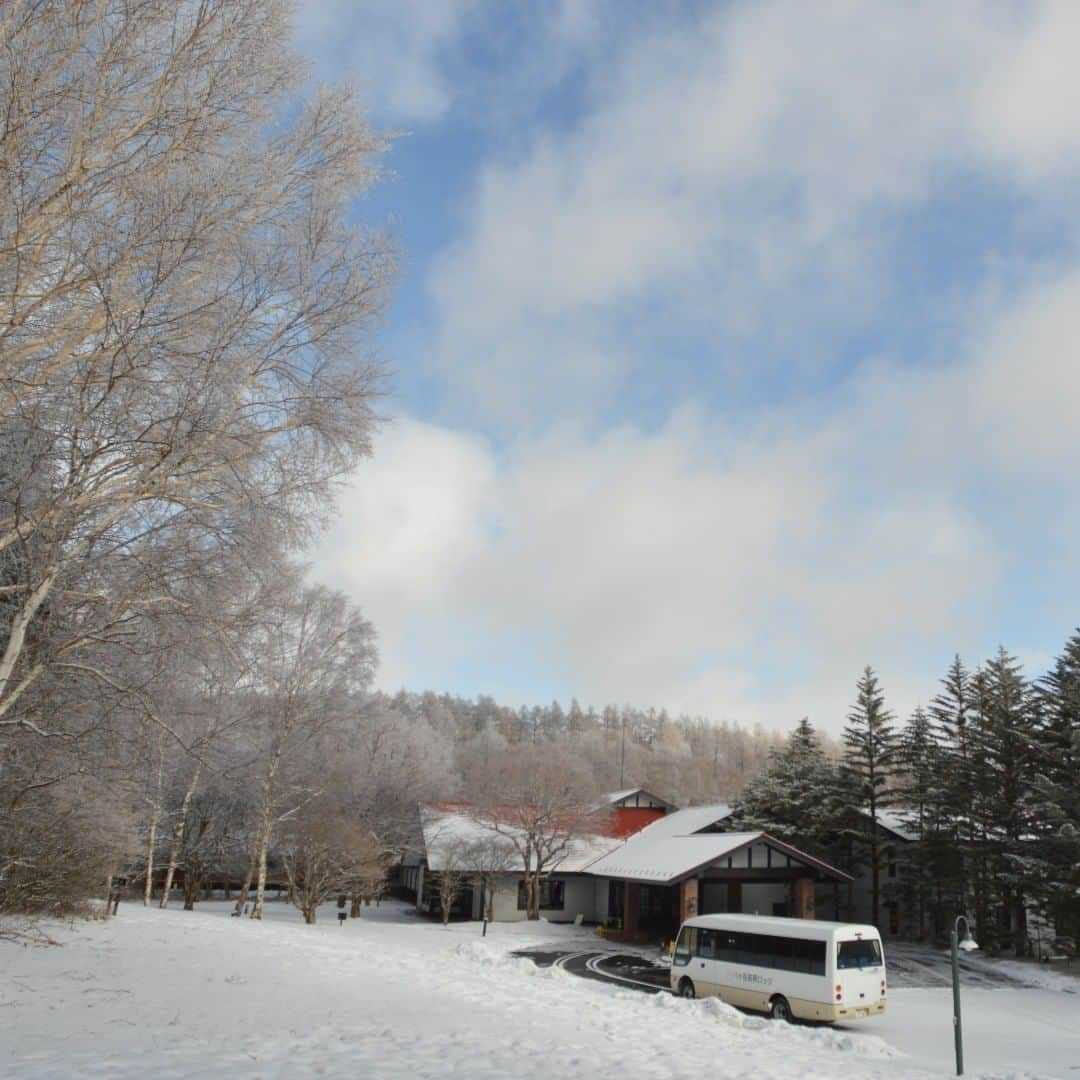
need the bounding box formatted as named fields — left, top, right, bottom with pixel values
left=603, top=787, right=678, bottom=810
left=588, top=830, right=763, bottom=882
left=614, top=803, right=732, bottom=841
left=585, top=804, right=851, bottom=885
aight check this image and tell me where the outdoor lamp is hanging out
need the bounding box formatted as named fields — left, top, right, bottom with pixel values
left=951, top=915, right=979, bottom=1076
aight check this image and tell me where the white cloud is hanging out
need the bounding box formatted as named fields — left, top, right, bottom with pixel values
left=305, top=1, right=1080, bottom=733
left=293, top=0, right=478, bottom=122
left=429, top=0, right=1080, bottom=423
left=310, top=253, right=1080, bottom=732
left=309, top=417, right=496, bottom=687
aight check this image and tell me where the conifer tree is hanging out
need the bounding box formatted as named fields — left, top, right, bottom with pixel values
left=895, top=707, right=948, bottom=939
left=733, top=718, right=839, bottom=855
left=1032, top=631, right=1080, bottom=939
left=971, top=648, right=1039, bottom=953
left=840, top=667, right=899, bottom=927
left=929, top=655, right=976, bottom=913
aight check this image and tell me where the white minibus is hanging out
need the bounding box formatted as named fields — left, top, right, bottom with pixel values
left=669, top=913, right=886, bottom=1022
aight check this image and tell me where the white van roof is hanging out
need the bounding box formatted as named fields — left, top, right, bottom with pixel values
left=683, top=914, right=880, bottom=939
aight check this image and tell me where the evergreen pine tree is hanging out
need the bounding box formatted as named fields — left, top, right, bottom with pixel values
left=840, top=666, right=899, bottom=927
left=929, top=654, right=975, bottom=914
left=1033, top=630, right=1080, bottom=939
left=732, top=717, right=839, bottom=855
left=895, top=706, right=949, bottom=939
left=970, top=648, right=1039, bottom=953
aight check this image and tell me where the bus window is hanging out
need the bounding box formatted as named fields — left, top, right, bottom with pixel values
left=837, top=939, right=883, bottom=970
left=698, top=929, right=718, bottom=959
left=673, top=926, right=698, bottom=966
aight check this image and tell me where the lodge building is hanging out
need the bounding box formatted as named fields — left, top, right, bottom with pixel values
left=402, top=789, right=855, bottom=943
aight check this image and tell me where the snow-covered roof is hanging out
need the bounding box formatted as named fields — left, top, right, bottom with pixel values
left=603, top=787, right=676, bottom=809
left=588, top=831, right=763, bottom=882
left=419, top=801, right=849, bottom=884
left=874, top=809, right=919, bottom=842
left=851, top=807, right=919, bottom=841
left=420, top=805, right=619, bottom=874
left=622, top=803, right=732, bottom=840
left=585, top=803, right=851, bottom=884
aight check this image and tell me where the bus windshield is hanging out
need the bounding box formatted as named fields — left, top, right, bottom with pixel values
left=837, top=939, right=883, bottom=969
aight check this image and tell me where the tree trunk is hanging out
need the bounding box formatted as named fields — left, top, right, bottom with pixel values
left=526, top=872, right=540, bottom=920
left=142, top=737, right=166, bottom=906
left=183, top=871, right=199, bottom=911
left=1012, top=889, right=1028, bottom=956
left=251, top=814, right=272, bottom=920
left=869, top=825, right=880, bottom=928
left=249, top=751, right=281, bottom=921
left=233, top=846, right=258, bottom=914
left=160, top=761, right=203, bottom=909
left=142, top=811, right=159, bottom=907
left=350, top=893, right=361, bottom=917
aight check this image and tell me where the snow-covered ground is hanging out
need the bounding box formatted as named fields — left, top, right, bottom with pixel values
left=1, top=900, right=1076, bottom=1079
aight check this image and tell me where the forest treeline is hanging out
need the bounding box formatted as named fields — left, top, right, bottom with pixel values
left=378, top=689, right=788, bottom=805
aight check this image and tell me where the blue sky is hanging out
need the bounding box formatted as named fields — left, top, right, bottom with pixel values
left=299, top=0, right=1080, bottom=735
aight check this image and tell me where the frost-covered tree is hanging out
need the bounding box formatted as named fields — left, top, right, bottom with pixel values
left=733, top=718, right=839, bottom=854
left=470, top=744, right=607, bottom=920
left=232, top=581, right=377, bottom=921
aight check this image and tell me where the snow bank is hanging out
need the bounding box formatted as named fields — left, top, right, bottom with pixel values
left=1, top=901, right=1072, bottom=1079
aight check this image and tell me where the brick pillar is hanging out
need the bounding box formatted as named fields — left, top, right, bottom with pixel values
left=727, top=880, right=742, bottom=913
left=679, top=878, right=699, bottom=923
left=793, top=877, right=815, bottom=919
left=624, top=882, right=640, bottom=938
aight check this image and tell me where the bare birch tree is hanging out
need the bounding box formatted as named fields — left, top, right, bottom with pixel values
left=278, top=799, right=384, bottom=925
left=0, top=0, right=391, bottom=737
left=470, top=745, right=609, bottom=920
left=0, top=0, right=392, bottom=919
left=465, top=836, right=516, bottom=922
left=231, top=581, right=377, bottom=920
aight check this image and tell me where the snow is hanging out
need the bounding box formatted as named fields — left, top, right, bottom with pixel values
left=420, top=805, right=618, bottom=872
left=874, top=809, right=920, bottom=842
left=602, top=787, right=676, bottom=808
left=628, top=802, right=734, bottom=839
left=4, top=901, right=1075, bottom=1079
left=872, top=987, right=1080, bottom=1078
left=585, top=804, right=742, bottom=881
left=588, top=830, right=765, bottom=882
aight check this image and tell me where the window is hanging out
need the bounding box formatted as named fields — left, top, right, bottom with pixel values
left=698, top=929, right=719, bottom=959
left=886, top=846, right=897, bottom=879
left=673, top=926, right=698, bottom=966
left=516, top=879, right=566, bottom=911
left=608, top=880, right=624, bottom=919
left=837, top=939, right=883, bottom=970
left=682, top=928, right=826, bottom=975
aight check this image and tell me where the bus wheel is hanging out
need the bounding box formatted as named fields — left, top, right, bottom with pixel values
left=769, top=995, right=793, bottom=1023
left=678, top=979, right=696, bottom=999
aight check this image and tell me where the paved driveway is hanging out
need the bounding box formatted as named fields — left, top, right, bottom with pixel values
left=512, top=948, right=672, bottom=993
left=513, top=940, right=1051, bottom=995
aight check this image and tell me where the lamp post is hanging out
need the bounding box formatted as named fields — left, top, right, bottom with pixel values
left=950, top=915, right=979, bottom=1076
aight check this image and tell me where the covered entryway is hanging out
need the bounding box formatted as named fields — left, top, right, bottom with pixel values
left=589, top=825, right=852, bottom=945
